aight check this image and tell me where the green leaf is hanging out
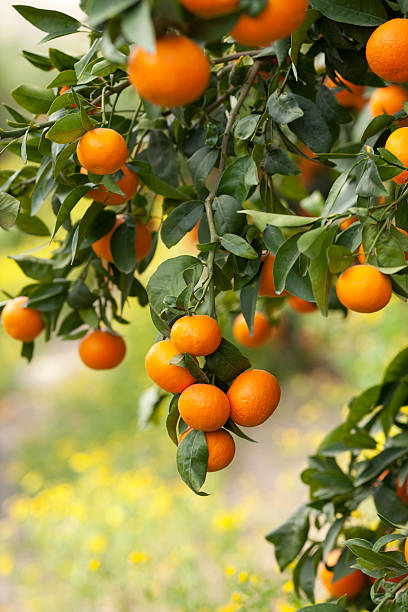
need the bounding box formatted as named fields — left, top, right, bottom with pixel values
left=22, top=50, right=54, bottom=71
left=147, top=256, right=203, bottom=315
left=188, top=146, right=218, bottom=195
left=0, top=193, right=20, bottom=229
left=221, top=234, right=258, bottom=260
left=273, top=234, right=300, bottom=294
left=111, top=221, right=137, bottom=274
left=356, top=159, right=388, bottom=198
left=309, top=0, right=387, bottom=26
left=267, top=91, right=304, bottom=124
left=11, top=84, right=54, bottom=114
left=71, top=202, right=105, bottom=261
left=298, top=605, right=348, bottom=612
left=205, top=338, right=251, bottom=383
left=13, top=5, right=81, bottom=35
left=122, top=0, right=156, bottom=53
left=213, top=195, right=245, bottom=237
left=11, top=255, right=54, bottom=282
left=264, top=149, right=300, bottom=176
left=317, top=86, right=352, bottom=125
left=86, top=0, right=138, bottom=26
left=16, top=213, right=49, bottom=236
left=188, top=11, right=240, bottom=43
left=52, top=186, right=89, bottom=238
left=74, top=39, right=100, bottom=82
left=289, top=95, right=333, bottom=153
left=217, top=156, right=258, bottom=203
left=21, top=341, right=34, bottom=363
left=53, top=142, right=77, bottom=179
left=46, top=112, right=97, bottom=144
left=234, top=114, right=260, bottom=140
left=139, top=172, right=188, bottom=200
left=240, top=278, right=261, bottom=336
left=47, top=70, right=77, bottom=88
left=298, top=227, right=329, bottom=259
left=266, top=505, right=310, bottom=571
left=161, top=201, right=204, bottom=249
left=247, top=209, right=319, bottom=230
left=67, top=279, right=96, bottom=310
left=166, top=395, right=180, bottom=446
left=224, top=418, right=257, bottom=443
left=328, top=245, right=353, bottom=274
left=308, top=227, right=338, bottom=316
left=176, top=429, right=209, bottom=495
left=49, top=48, right=78, bottom=71
left=383, top=348, right=408, bottom=383
left=361, top=114, right=394, bottom=142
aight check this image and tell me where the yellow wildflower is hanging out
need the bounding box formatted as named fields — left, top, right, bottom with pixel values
left=0, top=554, right=13, bottom=576
left=225, top=565, right=236, bottom=576
left=128, top=551, right=149, bottom=564
left=88, top=558, right=100, bottom=572
left=238, top=571, right=248, bottom=583
left=283, top=580, right=294, bottom=593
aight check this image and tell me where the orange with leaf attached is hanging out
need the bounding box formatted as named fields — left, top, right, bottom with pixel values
left=320, top=549, right=367, bottom=600
left=145, top=339, right=196, bottom=394
left=179, top=428, right=235, bottom=472
left=91, top=215, right=152, bottom=263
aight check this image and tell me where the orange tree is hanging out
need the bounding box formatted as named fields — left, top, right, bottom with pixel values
left=2, top=1, right=408, bottom=608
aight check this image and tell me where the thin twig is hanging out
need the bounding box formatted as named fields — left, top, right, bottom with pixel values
left=212, top=50, right=265, bottom=64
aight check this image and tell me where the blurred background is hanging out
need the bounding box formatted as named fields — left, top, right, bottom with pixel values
left=0, top=2, right=408, bottom=611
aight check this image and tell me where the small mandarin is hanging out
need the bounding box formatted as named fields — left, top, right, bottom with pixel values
left=84, top=165, right=138, bottom=205
left=370, top=85, right=408, bottom=119
left=180, top=0, right=238, bottom=17
left=396, top=475, right=408, bottom=505
left=326, top=76, right=366, bottom=110
left=1, top=296, right=44, bottom=342
left=227, top=369, right=280, bottom=427
left=288, top=296, right=317, bottom=314
left=336, top=265, right=392, bottom=313
left=170, top=315, right=222, bottom=356
left=77, top=128, right=128, bottom=175
left=366, top=19, right=408, bottom=83
left=91, top=215, right=152, bottom=263
left=339, top=216, right=358, bottom=231
left=79, top=330, right=126, bottom=370
left=358, top=243, right=366, bottom=264
left=320, top=549, right=367, bottom=600
left=259, top=254, right=288, bottom=298
left=385, top=127, right=408, bottom=184
left=128, top=36, right=210, bottom=107
left=231, top=0, right=308, bottom=47
left=145, top=339, right=196, bottom=393
left=232, top=312, right=271, bottom=348
left=178, top=384, right=230, bottom=431
left=179, top=428, right=235, bottom=472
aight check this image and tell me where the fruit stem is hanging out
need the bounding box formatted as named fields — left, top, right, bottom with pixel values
left=212, top=50, right=266, bottom=64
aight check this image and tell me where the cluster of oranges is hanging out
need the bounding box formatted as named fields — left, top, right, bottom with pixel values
left=145, top=314, right=280, bottom=473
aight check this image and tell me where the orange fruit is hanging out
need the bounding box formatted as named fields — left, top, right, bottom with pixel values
left=320, top=549, right=367, bottom=600
left=325, top=76, right=366, bottom=110
left=128, top=36, right=210, bottom=107
left=385, top=127, right=408, bottom=185
left=231, top=0, right=308, bottom=47
left=77, top=128, right=128, bottom=175
left=288, top=296, right=317, bottom=314
left=370, top=86, right=408, bottom=119
left=259, top=254, right=288, bottom=298
left=170, top=315, right=222, bottom=356
left=298, top=146, right=324, bottom=189
left=396, top=475, right=408, bottom=505
left=366, top=19, right=408, bottom=84
left=336, top=265, right=392, bottom=313
left=339, top=216, right=358, bottom=231
left=91, top=215, right=152, bottom=263
left=232, top=312, right=271, bottom=348
left=180, top=0, right=238, bottom=16
left=145, top=339, right=196, bottom=394
left=1, top=296, right=44, bottom=342
left=59, top=85, right=76, bottom=108
left=178, top=384, right=230, bottom=431
left=83, top=166, right=138, bottom=205
left=227, top=369, right=280, bottom=427
left=179, top=428, right=235, bottom=472
left=358, top=243, right=366, bottom=264
left=79, top=330, right=126, bottom=370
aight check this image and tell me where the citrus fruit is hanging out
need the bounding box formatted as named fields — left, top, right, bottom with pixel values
left=1, top=296, right=44, bottom=342
left=77, top=128, right=128, bottom=175
left=326, top=76, right=366, bottom=110
left=83, top=166, right=138, bottom=205
left=227, top=369, right=280, bottom=427
left=170, top=314, right=222, bottom=356
left=358, top=243, right=366, bottom=264
left=397, top=475, right=408, bottom=505
left=366, top=19, right=408, bottom=83
left=259, top=254, right=288, bottom=298
left=178, top=384, right=230, bottom=431
left=231, top=0, right=308, bottom=47
left=91, top=215, right=152, bottom=263
left=180, top=0, right=238, bottom=16
left=339, top=216, right=358, bottom=231
left=145, top=339, right=196, bottom=394
left=370, top=85, right=408, bottom=119
left=128, top=36, right=210, bottom=107
left=179, top=428, right=235, bottom=472
left=288, top=296, right=317, bottom=314
left=232, top=312, right=271, bottom=348
left=336, top=265, right=392, bottom=313
left=79, top=330, right=126, bottom=370
left=320, top=549, right=367, bottom=600
left=385, top=127, right=408, bottom=184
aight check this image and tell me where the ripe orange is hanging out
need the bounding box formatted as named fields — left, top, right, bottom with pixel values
left=227, top=369, right=280, bottom=427
left=77, top=128, right=128, bottom=175
left=83, top=166, right=138, bottom=205
left=385, top=127, right=408, bottom=185
left=180, top=0, right=238, bottom=16
left=145, top=339, right=196, bottom=394
left=179, top=428, right=235, bottom=472
left=128, top=36, right=210, bottom=107
left=178, top=384, right=230, bottom=431
left=396, top=476, right=408, bottom=505
left=231, top=0, right=308, bottom=47
left=336, top=265, right=392, bottom=313
left=259, top=254, right=288, bottom=298
left=1, top=296, right=44, bottom=342
left=79, top=330, right=126, bottom=370
left=288, top=296, right=317, bottom=314
left=326, top=76, right=366, bottom=110
left=366, top=19, right=408, bottom=84
left=170, top=315, right=222, bottom=356
left=339, top=216, right=358, bottom=231
left=370, top=86, right=408, bottom=119
left=91, top=215, right=152, bottom=263
left=232, top=312, right=271, bottom=348
left=320, top=549, right=367, bottom=600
